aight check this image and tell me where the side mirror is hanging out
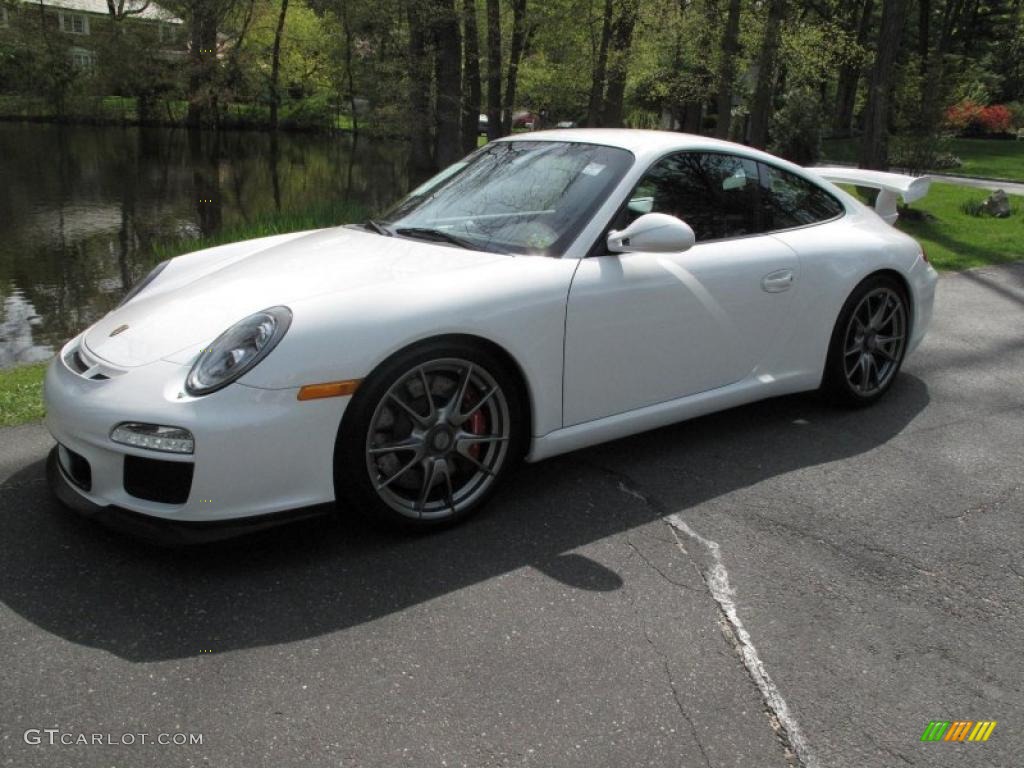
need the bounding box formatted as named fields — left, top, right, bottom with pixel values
left=607, top=213, right=696, bottom=254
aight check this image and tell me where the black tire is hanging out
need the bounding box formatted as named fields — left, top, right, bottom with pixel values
left=821, top=273, right=911, bottom=407
left=334, top=338, right=528, bottom=532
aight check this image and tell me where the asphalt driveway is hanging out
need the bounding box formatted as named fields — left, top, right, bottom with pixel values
left=1, top=263, right=1022, bottom=768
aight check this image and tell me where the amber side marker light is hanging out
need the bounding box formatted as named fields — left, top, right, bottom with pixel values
left=296, top=380, right=360, bottom=403
left=297, top=380, right=362, bottom=401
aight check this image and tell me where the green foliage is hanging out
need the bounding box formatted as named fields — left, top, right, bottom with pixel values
left=781, top=18, right=865, bottom=89
left=768, top=85, right=822, bottom=165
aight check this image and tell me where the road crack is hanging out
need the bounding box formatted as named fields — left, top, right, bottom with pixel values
left=587, top=460, right=817, bottom=768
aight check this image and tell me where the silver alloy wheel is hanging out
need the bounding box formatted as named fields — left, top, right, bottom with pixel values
left=364, top=357, right=511, bottom=520
left=842, top=286, right=907, bottom=397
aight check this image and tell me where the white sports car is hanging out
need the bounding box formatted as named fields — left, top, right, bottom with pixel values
left=44, top=129, right=937, bottom=541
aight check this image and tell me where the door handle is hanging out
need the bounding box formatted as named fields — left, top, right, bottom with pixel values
left=761, top=269, right=794, bottom=293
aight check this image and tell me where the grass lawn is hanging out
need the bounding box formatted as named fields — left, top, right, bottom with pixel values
left=0, top=363, right=47, bottom=427
left=822, top=137, right=1024, bottom=182
left=896, top=182, right=1024, bottom=270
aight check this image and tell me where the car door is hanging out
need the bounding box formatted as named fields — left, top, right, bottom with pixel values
left=562, top=151, right=801, bottom=427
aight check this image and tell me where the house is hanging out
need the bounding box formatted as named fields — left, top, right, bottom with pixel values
left=4, top=0, right=186, bottom=69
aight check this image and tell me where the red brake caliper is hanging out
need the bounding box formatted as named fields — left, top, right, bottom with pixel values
left=466, top=393, right=486, bottom=460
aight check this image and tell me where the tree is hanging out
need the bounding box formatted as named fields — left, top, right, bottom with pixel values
left=485, top=0, right=502, bottom=139
left=860, top=0, right=909, bottom=168
left=502, top=0, right=528, bottom=134
left=175, top=0, right=237, bottom=128
left=601, top=0, right=638, bottom=127
left=406, top=0, right=434, bottom=174
left=269, top=0, right=290, bottom=131
left=461, top=0, right=482, bottom=153
left=587, top=0, right=613, bottom=126
left=715, top=0, right=743, bottom=138
left=748, top=0, right=787, bottom=147
left=832, top=0, right=875, bottom=137
left=433, top=0, right=463, bottom=166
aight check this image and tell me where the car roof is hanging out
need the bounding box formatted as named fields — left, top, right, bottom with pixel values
left=497, top=128, right=801, bottom=171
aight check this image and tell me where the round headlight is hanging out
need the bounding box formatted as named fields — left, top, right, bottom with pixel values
left=185, top=306, right=292, bottom=396
left=117, top=260, right=169, bottom=308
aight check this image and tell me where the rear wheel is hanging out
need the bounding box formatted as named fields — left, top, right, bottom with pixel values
left=335, top=340, right=526, bottom=531
left=822, top=275, right=910, bottom=406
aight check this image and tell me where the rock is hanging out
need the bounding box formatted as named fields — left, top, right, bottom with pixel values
left=983, top=189, right=1012, bottom=218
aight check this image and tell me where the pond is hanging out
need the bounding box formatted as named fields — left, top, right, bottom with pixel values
left=0, top=122, right=411, bottom=368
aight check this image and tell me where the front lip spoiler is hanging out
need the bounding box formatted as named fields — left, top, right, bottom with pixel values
left=46, top=447, right=331, bottom=546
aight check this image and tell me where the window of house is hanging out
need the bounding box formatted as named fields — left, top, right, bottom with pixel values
left=757, top=163, right=844, bottom=231
left=621, top=152, right=762, bottom=242
left=159, top=23, right=176, bottom=44
left=0, top=7, right=9, bottom=28
left=70, top=47, right=96, bottom=71
left=59, top=12, right=89, bottom=35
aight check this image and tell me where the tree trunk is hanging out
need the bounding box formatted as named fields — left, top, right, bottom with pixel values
left=434, top=0, right=463, bottom=167
left=919, top=0, right=966, bottom=133
left=485, top=0, right=503, bottom=140
left=748, top=0, right=787, bottom=148
left=601, top=0, right=638, bottom=128
left=186, top=3, right=219, bottom=128
left=269, top=0, right=289, bottom=132
left=337, top=0, right=358, bottom=137
left=832, top=0, right=874, bottom=137
left=714, top=0, right=742, bottom=138
left=461, top=0, right=482, bottom=153
left=407, top=2, right=435, bottom=177
left=859, top=0, right=909, bottom=168
left=502, top=0, right=528, bottom=134
left=587, top=0, right=613, bottom=126
left=681, top=102, right=702, bottom=133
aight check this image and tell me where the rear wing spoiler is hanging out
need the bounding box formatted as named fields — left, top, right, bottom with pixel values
left=810, top=166, right=931, bottom=225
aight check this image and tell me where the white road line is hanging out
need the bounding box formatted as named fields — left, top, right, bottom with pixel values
left=666, top=514, right=819, bottom=768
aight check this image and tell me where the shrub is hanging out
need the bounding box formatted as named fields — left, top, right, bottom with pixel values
left=1005, top=102, right=1024, bottom=131
left=889, top=134, right=962, bottom=174
left=768, top=86, right=822, bottom=166
left=959, top=199, right=987, bottom=217
left=978, top=104, right=1012, bottom=134
left=945, top=100, right=1015, bottom=136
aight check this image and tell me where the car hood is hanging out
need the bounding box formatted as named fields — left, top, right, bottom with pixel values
left=83, top=227, right=508, bottom=367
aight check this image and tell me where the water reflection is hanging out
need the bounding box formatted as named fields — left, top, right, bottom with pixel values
left=0, top=123, right=411, bottom=368
left=0, top=289, right=53, bottom=367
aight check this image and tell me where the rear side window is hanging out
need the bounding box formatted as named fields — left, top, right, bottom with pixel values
left=624, top=152, right=761, bottom=242
left=758, top=163, right=844, bottom=230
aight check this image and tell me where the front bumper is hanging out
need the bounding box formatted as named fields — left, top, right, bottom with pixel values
left=44, top=338, right=348, bottom=529
left=47, top=448, right=329, bottom=544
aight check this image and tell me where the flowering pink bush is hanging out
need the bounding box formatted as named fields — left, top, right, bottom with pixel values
left=978, top=105, right=1012, bottom=133
left=945, top=100, right=1014, bottom=135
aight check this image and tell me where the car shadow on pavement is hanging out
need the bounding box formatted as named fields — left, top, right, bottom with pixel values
left=0, top=375, right=929, bottom=662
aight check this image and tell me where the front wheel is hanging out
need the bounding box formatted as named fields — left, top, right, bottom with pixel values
left=335, top=340, right=526, bottom=531
left=822, top=275, right=910, bottom=406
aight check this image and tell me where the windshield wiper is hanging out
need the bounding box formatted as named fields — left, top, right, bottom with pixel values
left=364, top=219, right=394, bottom=236
left=394, top=227, right=478, bottom=250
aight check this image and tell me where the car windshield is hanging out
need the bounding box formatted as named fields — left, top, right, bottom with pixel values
left=378, top=141, right=634, bottom=256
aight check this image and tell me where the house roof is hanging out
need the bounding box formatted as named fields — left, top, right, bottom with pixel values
left=24, top=0, right=183, bottom=24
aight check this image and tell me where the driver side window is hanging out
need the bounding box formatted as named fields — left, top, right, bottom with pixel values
left=622, top=152, right=761, bottom=242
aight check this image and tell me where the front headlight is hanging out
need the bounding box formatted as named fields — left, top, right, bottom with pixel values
left=185, top=306, right=292, bottom=396
left=117, top=260, right=169, bottom=308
